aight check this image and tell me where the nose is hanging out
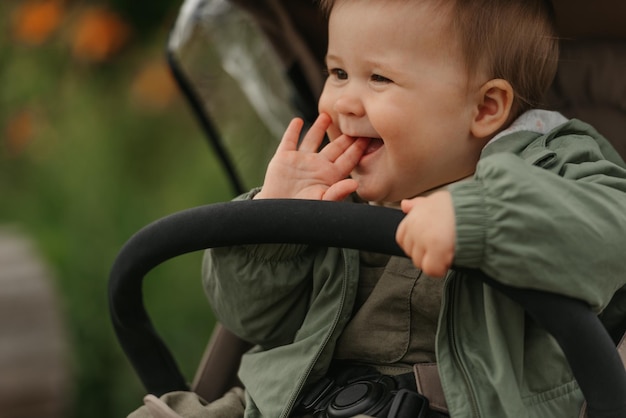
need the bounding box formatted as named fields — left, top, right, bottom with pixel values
left=333, top=86, right=365, bottom=117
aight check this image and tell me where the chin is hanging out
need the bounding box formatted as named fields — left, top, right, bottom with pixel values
left=352, top=170, right=394, bottom=202
left=355, top=188, right=386, bottom=204
left=357, top=187, right=412, bottom=206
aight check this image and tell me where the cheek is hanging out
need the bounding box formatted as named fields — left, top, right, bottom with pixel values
left=368, top=107, right=407, bottom=142
left=317, top=84, right=334, bottom=115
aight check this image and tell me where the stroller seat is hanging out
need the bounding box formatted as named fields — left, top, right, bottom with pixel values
left=112, top=0, right=626, bottom=417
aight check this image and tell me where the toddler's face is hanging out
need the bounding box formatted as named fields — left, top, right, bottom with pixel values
left=318, top=0, right=486, bottom=203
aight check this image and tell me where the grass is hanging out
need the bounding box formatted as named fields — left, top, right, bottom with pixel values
left=0, top=5, right=257, bottom=415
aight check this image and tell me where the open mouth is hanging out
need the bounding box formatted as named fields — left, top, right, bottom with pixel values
left=363, top=137, right=384, bottom=155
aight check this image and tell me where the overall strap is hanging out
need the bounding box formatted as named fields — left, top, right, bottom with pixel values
left=414, top=364, right=447, bottom=414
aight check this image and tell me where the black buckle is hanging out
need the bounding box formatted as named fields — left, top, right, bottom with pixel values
left=388, top=389, right=429, bottom=418
left=293, top=369, right=430, bottom=418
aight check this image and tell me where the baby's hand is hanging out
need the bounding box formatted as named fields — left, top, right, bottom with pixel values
left=396, top=191, right=456, bottom=278
left=255, top=113, right=369, bottom=201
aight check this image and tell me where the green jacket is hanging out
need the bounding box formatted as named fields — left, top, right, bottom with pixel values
left=203, top=118, right=626, bottom=418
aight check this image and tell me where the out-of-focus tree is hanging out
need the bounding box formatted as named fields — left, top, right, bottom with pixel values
left=104, top=0, right=178, bottom=38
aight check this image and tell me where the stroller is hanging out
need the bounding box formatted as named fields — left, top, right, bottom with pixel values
left=109, top=0, right=626, bottom=417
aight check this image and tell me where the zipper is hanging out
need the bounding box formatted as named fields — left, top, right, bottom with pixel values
left=446, top=274, right=481, bottom=418
left=279, top=248, right=354, bottom=418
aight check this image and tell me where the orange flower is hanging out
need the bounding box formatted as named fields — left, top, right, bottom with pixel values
left=130, top=61, right=178, bottom=111
left=71, top=8, right=131, bottom=63
left=11, top=0, right=65, bottom=45
left=4, top=110, right=36, bottom=157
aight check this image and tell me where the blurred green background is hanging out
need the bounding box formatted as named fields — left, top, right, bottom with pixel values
left=0, top=0, right=244, bottom=416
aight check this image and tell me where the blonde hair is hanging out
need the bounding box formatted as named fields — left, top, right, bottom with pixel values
left=318, top=0, right=559, bottom=116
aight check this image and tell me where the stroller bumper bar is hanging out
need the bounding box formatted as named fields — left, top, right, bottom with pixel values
left=108, top=199, right=626, bottom=417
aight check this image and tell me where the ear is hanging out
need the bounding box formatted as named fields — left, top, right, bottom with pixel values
left=470, top=79, right=514, bottom=139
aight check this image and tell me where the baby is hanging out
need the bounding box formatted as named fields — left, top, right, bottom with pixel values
left=205, top=1, right=626, bottom=417
left=131, top=0, right=626, bottom=417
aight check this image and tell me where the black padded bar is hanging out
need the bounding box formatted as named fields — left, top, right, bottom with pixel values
left=109, top=200, right=404, bottom=395
left=109, top=200, right=626, bottom=416
left=468, top=272, right=626, bottom=418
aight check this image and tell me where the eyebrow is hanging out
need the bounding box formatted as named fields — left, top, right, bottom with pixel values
left=325, top=53, right=395, bottom=71
left=364, top=58, right=396, bottom=73
left=324, top=53, right=341, bottom=65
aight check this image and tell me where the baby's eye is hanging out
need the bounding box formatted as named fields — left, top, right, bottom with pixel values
left=328, top=68, right=348, bottom=80
left=371, top=74, right=392, bottom=83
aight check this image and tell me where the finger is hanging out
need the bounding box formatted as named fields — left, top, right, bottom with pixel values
left=409, top=246, right=425, bottom=272
left=323, top=178, right=359, bottom=201
left=395, top=220, right=411, bottom=255
left=319, top=134, right=357, bottom=161
left=396, top=220, right=425, bottom=269
left=400, top=198, right=420, bottom=214
left=333, top=137, right=369, bottom=173
left=421, top=251, right=451, bottom=279
left=276, top=118, right=305, bottom=152
left=326, top=121, right=342, bottom=142
left=298, top=113, right=332, bottom=153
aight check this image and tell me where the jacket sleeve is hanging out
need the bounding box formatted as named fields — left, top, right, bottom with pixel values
left=449, top=131, right=626, bottom=311
left=203, top=242, right=318, bottom=348
left=201, top=188, right=322, bottom=348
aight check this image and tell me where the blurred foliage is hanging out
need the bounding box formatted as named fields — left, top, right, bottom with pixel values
left=106, top=0, right=179, bottom=38
left=1, top=0, right=237, bottom=416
